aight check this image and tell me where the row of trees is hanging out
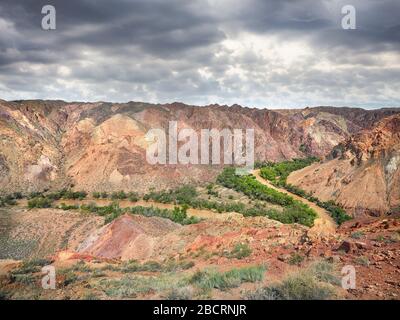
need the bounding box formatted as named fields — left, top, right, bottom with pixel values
left=259, top=159, right=351, bottom=225
left=257, top=157, right=319, bottom=186
left=217, top=167, right=317, bottom=227
left=60, top=201, right=200, bottom=225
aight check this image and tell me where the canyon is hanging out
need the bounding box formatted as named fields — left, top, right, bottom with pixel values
left=288, top=114, right=400, bottom=216
left=1, top=100, right=398, bottom=210
left=0, top=100, right=399, bottom=300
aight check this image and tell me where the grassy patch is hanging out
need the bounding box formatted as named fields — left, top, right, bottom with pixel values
left=77, top=201, right=201, bottom=225
left=355, top=256, right=370, bottom=266
left=244, top=260, right=339, bottom=300
left=119, top=259, right=195, bottom=273
left=130, top=205, right=201, bottom=225
left=11, top=274, right=37, bottom=285
left=11, top=258, right=52, bottom=275
left=165, top=286, right=194, bottom=300
left=0, top=290, right=9, bottom=300
left=58, top=203, right=79, bottom=210
left=7, top=259, right=50, bottom=287
left=81, top=291, right=100, bottom=300
left=190, top=265, right=265, bottom=291
left=351, top=231, right=364, bottom=239
left=225, top=243, right=252, bottom=260
left=58, top=269, right=79, bottom=287
left=96, top=274, right=188, bottom=299
left=288, top=253, right=304, bottom=265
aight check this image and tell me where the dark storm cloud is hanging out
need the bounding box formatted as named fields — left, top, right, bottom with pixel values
left=228, top=0, right=400, bottom=52
left=0, top=0, right=399, bottom=108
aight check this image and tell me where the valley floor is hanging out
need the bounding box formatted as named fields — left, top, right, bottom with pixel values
left=0, top=198, right=399, bottom=300
left=0, top=169, right=399, bottom=300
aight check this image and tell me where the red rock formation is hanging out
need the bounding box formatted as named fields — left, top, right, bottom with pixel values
left=288, top=114, right=400, bottom=216
left=0, top=99, right=398, bottom=193
left=77, top=214, right=180, bottom=260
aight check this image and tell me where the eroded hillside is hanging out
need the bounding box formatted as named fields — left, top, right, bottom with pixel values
left=1, top=100, right=398, bottom=193
left=288, top=114, right=400, bottom=216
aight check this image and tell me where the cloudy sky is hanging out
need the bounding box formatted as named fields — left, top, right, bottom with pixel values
left=0, top=0, right=399, bottom=108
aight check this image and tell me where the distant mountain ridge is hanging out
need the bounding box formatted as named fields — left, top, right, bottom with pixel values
left=0, top=99, right=399, bottom=194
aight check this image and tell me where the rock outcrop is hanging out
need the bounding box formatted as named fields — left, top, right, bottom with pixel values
left=288, top=114, right=400, bottom=216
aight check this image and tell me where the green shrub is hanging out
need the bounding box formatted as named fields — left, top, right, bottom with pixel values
left=0, top=196, right=17, bottom=206
left=28, top=197, right=53, bottom=208
left=59, top=270, right=79, bottom=287
left=165, top=287, right=193, bottom=300
left=257, top=158, right=351, bottom=225
left=226, top=243, right=252, bottom=259
left=258, top=157, right=319, bottom=185
left=143, top=185, right=198, bottom=205
left=127, top=192, right=139, bottom=202
left=111, top=191, right=127, bottom=200
left=308, top=260, right=341, bottom=285
left=11, top=274, right=37, bottom=285
left=12, top=192, right=23, bottom=199
left=351, top=231, right=364, bottom=239
left=97, top=274, right=187, bottom=298
left=13, top=259, right=52, bottom=273
left=9, top=259, right=52, bottom=286
left=142, top=180, right=316, bottom=226
left=245, top=273, right=335, bottom=300
left=130, top=205, right=200, bottom=225
left=0, top=290, right=9, bottom=300
left=355, top=256, right=370, bottom=266
left=92, top=192, right=101, bottom=199
left=190, top=265, right=265, bottom=291
left=216, top=168, right=317, bottom=227
left=81, top=292, right=99, bottom=300
left=59, top=203, right=79, bottom=210
left=28, top=192, right=43, bottom=199
left=61, top=190, right=87, bottom=200
left=120, top=259, right=194, bottom=273
left=218, top=168, right=295, bottom=206
left=0, top=192, right=23, bottom=205
left=375, top=235, right=386, bottom=242
left=79, top=201, right=201, bottom=226
left=46, top=191, right=64, bottom=200
left=101, top=192, right=109, bottom=199
left=70, top=260, right=92, bottom=273
left=244, top=260, right=339, bottom=300
left=288, top=253, right=304, bottom=265
left=11, top=258, right=52, bottom=275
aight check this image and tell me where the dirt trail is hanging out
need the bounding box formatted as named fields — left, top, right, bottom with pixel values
left=252, top=169, right=336, bottom=236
